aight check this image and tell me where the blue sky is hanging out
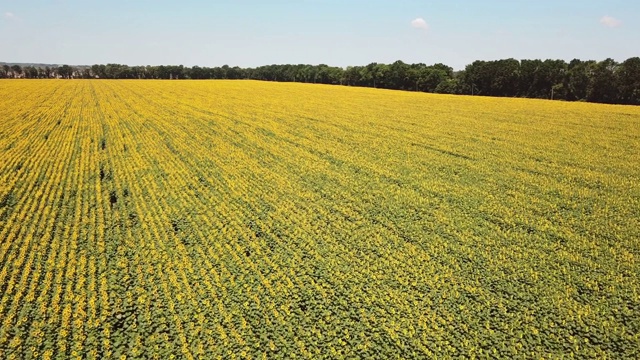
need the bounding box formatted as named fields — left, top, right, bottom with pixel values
left=0, top=0, right=637, bottom=69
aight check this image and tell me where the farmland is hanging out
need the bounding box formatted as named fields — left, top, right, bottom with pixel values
left=0, top=79, right=639, bottom=358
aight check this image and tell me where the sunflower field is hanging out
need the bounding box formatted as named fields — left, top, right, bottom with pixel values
left=0, top=79, right=639, bottom=358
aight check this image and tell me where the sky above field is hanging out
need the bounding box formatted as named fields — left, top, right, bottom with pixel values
left=0, top=0, right=637, bottom=69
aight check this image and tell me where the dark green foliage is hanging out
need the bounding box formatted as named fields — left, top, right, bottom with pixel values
left=7, top=57, right=640, bottom=104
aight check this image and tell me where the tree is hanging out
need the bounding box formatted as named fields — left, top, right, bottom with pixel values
left=435, top=78, right=461, bottom=94
left=616, top=57, right=640, bottom=105
left=57, top=65, right=73, bottom=79
left=343, top=66, right=361, bottom=86
left=372, top=63, right=389, bottom=88
left=518, top=59, right=544, bottom=97
left=90, top=65, right=105, bottom=78
left=586, top=58, right=618, bottom=104
left=10, top=65, right=22, bottom=79
left=489, top=58, right=520, bottom=97
left=388, top=60, right=410, bottom=90
left=189, top=66, right=204, bottom=79
left=24, top=66, right=39, bottom=79
left=82, top=68, right=92, bottom=79
left=417, top=67, right=448, bottom=92
left=359, top=64, right=374, bottom=87
left=565, top=59, right=593, bottom=101
left=461, top=61, right=489, bottom=95
left=431, top=63, right=454, bottom=78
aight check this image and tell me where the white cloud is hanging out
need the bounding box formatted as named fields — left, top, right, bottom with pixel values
left=4, top=12, right=15, bottom=19
left=600, top=15, right=621, bottom=28
left=411, top=18, right=429, bottom=30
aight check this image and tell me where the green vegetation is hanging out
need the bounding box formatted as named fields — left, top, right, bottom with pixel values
left=0, top=80, right=638, bottom=358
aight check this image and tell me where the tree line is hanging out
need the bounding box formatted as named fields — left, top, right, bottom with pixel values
left=2, top=57, right=639, bottom=105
